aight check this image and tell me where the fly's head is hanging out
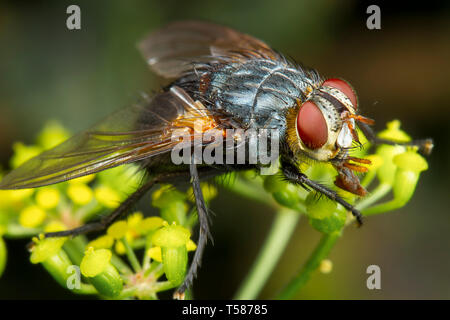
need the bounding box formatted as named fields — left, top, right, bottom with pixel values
left=286, top=78, right=374, bottom=196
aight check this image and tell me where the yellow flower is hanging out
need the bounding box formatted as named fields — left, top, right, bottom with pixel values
left=378, top=120, right=411, bottom=142
left=107, top=221, right=128, bottom=239
left=10, top=142, right=42, bottom=168
left=36, top=188, right=60, bottom=209
left=115, top=241, right=126, bottom=255
left=186, top=239, right=197, bottom=251
left=67, top=183, right=93, bottom=205
left=95, top=186, right=121, bottom=208
left=1, top=189, right=34, bottom=205
left=36, top=121, right=70, bottom=150
left=137, top=216, right=165, bottom=235
left=19, top=205, right=46, bottom=228
left=148, top=247, right=162, bottom=262
left=80, top=247, right=112, bottom=277
left=87, top=235, right=114, bottom=249
left=30, top=235, right=67, bottom=264
left=44, top=221, right=67, bottom=233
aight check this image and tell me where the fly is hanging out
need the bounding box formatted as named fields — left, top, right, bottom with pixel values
left=0, top=21, right=433, bottom=297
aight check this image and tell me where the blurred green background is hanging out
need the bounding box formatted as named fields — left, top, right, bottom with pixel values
left=0, top=0, right=449, bottom=299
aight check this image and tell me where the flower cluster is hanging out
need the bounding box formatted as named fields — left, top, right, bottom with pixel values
left=0, top=119, right=429, bottom=299
left=0, top=121, right=207, bottom=298
left=262, top=120, right=428, bottom=234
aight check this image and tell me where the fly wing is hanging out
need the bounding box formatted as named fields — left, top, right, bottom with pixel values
left=0, top=88, right=203, bottom=189
left=138, top=20, right=282, bottom=78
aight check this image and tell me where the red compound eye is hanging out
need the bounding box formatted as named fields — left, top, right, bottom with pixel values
left=323, top=78, right=358, bottom=109
left=296, top=101, right=328, bottom=150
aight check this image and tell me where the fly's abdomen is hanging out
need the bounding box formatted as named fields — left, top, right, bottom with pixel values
left=206, top=59, right=322, bottom=132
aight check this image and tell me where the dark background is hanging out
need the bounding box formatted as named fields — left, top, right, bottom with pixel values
left=0, top=0, right=449, bottom=299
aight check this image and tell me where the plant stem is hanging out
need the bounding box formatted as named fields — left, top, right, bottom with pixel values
left=234, top=208, right=301, bottom=300
left=121, top=237, right=141, bottom=273
left=356, top=183, right=391, bottom=211
left=276, top=231, right=341, bottom=299
left=222, top=174, right=276, bottom=207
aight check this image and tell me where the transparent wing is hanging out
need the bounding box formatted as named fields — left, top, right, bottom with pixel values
left=138, top=20, right=281, bottom=78
left=0, top=88, right=203, bottom=189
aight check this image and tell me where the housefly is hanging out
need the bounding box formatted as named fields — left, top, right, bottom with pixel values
left=0, top=21, right=433, bottom=295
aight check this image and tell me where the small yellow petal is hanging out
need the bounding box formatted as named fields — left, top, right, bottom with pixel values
left=36, top=188, right=60, bottom=209
left=137, top=217, right=165, bottom=234
left=19, top=205, right=46, bottom=228
left=115, top=241, right=125, bottom=255
left=127, top=212, right=143, bottom=229
left=10, top=143, right=42, bottom=168
left=44, top=221, right=67, bottom=233
left=7, top=189, right=34, bottom=202
left=95, top=186, right=121, bottom=208
left=30, top=236, right=67, bottom=264
left=36, top=121, right=71, bottom=150
left=147, top=247, right=162, bottom=262
left=107, top=221, right=128, bottom=239
left=87, top=235, right=114, bottom=249
left=186, top=239, right=197, bottom=252
left=67, top=183, right=93, bottom=205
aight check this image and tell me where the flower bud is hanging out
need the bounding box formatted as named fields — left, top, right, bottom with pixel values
left=376, top=120, right=411, bottom=186
left=107, top=221, right=128, bottom=240
left=152, top=185, right=186, bottom=208
left=152, top=225, right=191, bottom=285
left=305, top=194, right=345, bottom=233
left=137, top=217, right=165, bottom=235
left=36, top=188, right=60, bottom=209
left=10, top=143, right=42, bottom=168
left=80, top=247, right=123, bottom=297
left=309, top=211, right=346, bottom=234
left=67, top=183, right=93, bottom=205
left=263, top=174, right=287, bottom=193
left=29, top=236, right=72, bottom=288
left=94, top=186, right=121, bottom=208
left=305, top=193, right=336, bottom=220
left=392, top=150, right=428, bottom=205
left=36, top=121, right=70, bottom=150
left=19, top=205, right=47, bottom=229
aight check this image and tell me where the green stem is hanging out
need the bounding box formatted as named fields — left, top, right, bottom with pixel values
left=121, top=237, right=141, bottom=272
left=111, top=253, right=133, bottom=275
left=222, top=174, right=276, bottom=207
left=356, top=183, right=392, bottom=211
left=276, top=231, right=341, bottom=299
left=234, top=208, right=301, bottom=300
left=63, top=239, right=85, bottom=265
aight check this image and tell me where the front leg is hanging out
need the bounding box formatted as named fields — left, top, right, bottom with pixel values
left=281, top=161, right=363, bottom=226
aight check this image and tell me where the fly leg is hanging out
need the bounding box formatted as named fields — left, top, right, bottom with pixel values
left=174, top=158, right=212, bottom=299
left=44, top=176, right=158, bottom=238
left=282, top=161, right=363, bottom=226
left=357, top=122, right=434, bottom=156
